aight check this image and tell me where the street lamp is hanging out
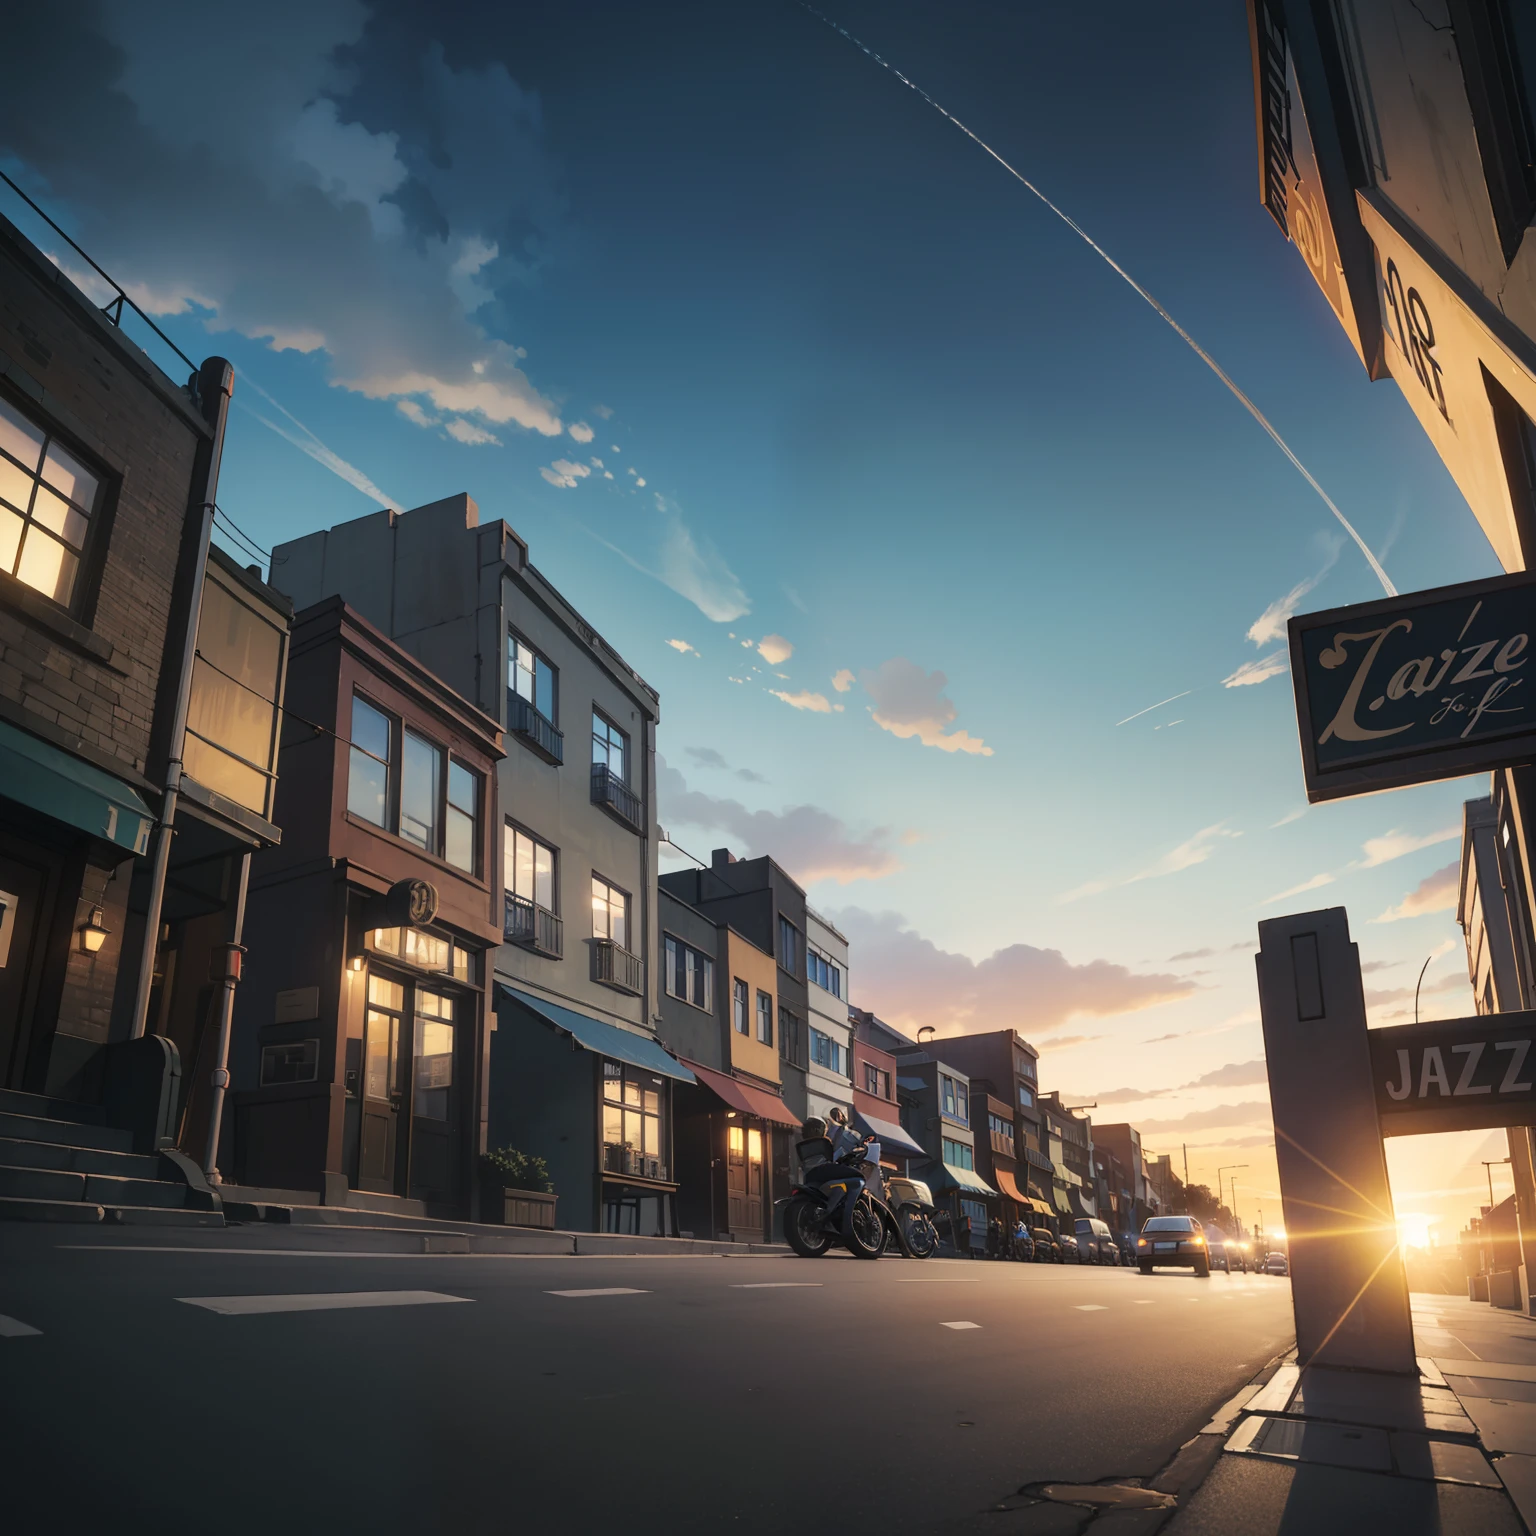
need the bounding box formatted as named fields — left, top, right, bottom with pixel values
left=1217, top=1164, right=1248, bottom=1223
left=1482, top=1158, right=1512, bottom=1210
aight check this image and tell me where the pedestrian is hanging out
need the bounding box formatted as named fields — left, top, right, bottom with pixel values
left=1013, top=1217, right=1028, bottom=1261
left=986, top=1217, right=999, bottom=1259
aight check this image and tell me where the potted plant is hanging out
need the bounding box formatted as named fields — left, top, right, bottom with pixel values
left=480, top=1146, right=557, bottom=1229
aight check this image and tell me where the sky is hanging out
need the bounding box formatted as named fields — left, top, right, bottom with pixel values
left=1, top=0, right=1512, bottom=1246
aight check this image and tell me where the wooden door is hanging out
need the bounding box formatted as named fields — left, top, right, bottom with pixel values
left=0, top=853, right=46, bottom=1088
left=358, top=974, right=404, bottom=1193
left=726, top=1123, right=747, bottom=1231
left=746, top=1126, right=764, bottom=1235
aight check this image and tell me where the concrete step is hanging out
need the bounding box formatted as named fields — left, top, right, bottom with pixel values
left=0, top=1136, right=161, bottom=1181
left=103, top=1205, right=223, bottom=1228
left=0, top=1088, right=106, bottom=1125
left=0, top=1195, right=105, bottom=1223
left=0, top=1110, right=134, bottom=1154
left=83, top=1173, right=186, bottom=1209
left=0, top=1164, right=87, bottom=1202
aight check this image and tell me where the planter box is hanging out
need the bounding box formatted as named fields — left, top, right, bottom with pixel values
left=502, top=1187, right=558, bottom=1230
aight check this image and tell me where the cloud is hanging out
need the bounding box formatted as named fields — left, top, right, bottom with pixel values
left=659, top=759, right=898, bottom=885
left=684, top=746, right=767, bottom=784
left=831, top=669, right=855, bottom=694
left=1143, top=1010, right=1256, bottom=1045
left=1182, top=1059, right=1269, bottom=1090
left=593, top=404, right=613, bottom=420
left=1246, top=541, right=1341, bottom=646
left=1137, top=1101, right=1272, bottom=1134
left=771, top=689, right=833, bottom=714
left=1036, top=1035, right=1104, bottom=1051
left=1260, top=872, right=1334, bottom=906
left=1, top=9, right=575, bottom=448
left=654, top=495, right=749, bottom=623
left=541, top=458, right=590, bottom=488
left=1061, top=823, right=1240, bottom=904
left=666, top=638, right=699, bottom=656
left=444, top=418, right=499, bottom=445
left=396, top=399, right=437, bottom=428
left=756, top=634, right=793, bottom=666
left=1372, top=860, right=1460, bottom=923
left=568, top=421, right=595, bottom=443
left=1222, top=652, right=1289, bottom=688
left=1358, top=826, right=1459, bottom=868
left=1271, top=807, right=1307, bottom=828
left=1081, top=1085, right=1176, bottom=1106
left=785, top=586, right=809, bottom=614
left=831, top=908, right=1195, bottom=1038
left=859, top=658, right=992, bottom=756
left=1168, top=948, right=1215, bottom=962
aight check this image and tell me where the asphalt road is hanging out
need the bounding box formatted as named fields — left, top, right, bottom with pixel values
left=0, top=1227, right=1296, bottom=1535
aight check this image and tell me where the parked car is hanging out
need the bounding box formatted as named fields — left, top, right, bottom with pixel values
left=1263, top=1251, right=1289, bottom=1276
left=1030, top=1227, right=1061, bottom=1263
left=1136, top=1214, right=1211, bottom=1277
left=1075, top=1217, right=1120, bottom=1265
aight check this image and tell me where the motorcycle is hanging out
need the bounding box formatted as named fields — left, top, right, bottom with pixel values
left=781, top=1135, right=911, bottom=1261
left=881, top=1174, right=938, bottom=1260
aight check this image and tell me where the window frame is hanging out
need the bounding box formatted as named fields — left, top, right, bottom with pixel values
left=663, top=932, right=715, bottom=1012
left=733, top=977, right=749, bottom=1035
left=807, top=945, right=842, bottom=997
left=592, top=708, right=630, bottom=785
left=507, top=629, right=558, bottom=724
left=601, top=1059, right=668, bottom=1177
left=347, top=690, right=396, bottom=831
left=777, top=914, right=801, bottom=979
left=779, top=1006, right=806, bottom=1068
left=591, top=873, right=631, bottom=951
left=755, top=989, right=773, bottom=1046
left=444, top=757, right=482, bottom=875
left=505, top=821, right=558, bottom=913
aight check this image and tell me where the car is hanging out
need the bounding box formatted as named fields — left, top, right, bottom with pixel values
left=1030, top=1227, right=1061, bottom=1263
left=1135, top=1214, right=1212, bottom=1277
left=1075, top=1217, right=1120, bottom=1265
left=1224, top=1238, right=1252, bottom=1274
left=1263, top=1251, right=1288, bottom=1276
left=1204, top=1225, right=1250, bottom=1273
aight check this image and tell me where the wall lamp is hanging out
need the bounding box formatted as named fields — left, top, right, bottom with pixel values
left=78, top=904, right=110, bottom=954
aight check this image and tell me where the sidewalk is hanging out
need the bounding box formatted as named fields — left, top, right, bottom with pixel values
left=1161, top=1290, right=1536, bottom=1535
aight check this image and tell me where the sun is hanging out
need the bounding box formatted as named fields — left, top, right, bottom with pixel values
left=1396, top=1213, right=1434, bottom=1250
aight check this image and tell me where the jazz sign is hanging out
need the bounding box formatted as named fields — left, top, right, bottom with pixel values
left=1288, top=572, right=1536, bottom=802
left=1370, top=1011, right=1536, bottom=1137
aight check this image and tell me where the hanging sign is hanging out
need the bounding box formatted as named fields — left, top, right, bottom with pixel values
left=1370, top=1010, right=1536, bottom=1136
left=1288, top=572, right=1536, bottom=802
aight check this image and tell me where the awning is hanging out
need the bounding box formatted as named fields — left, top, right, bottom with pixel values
left=0, top=719, right=153, bottom=855
left=1022, top=1146, right=1055, bottom=1174
left=1052, top=1187, right=1073, bottom=1216
left=934, top=1161, right=997, bottom=1198
left=1029, top=1198, right=1055, bottom=1218
left=993, top=1166, right=1027, bottom=1205
left=496, top=985, right=695, bottom=1084
left=681, top=1058, right=801, bottom=1128
left=851, top=1108, right=926, bottom=1160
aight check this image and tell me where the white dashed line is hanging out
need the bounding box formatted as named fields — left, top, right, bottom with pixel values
left=940, top=1321, right=981, bottom=1329
left=0, top=1314, right=41, bottom=1337
left=1074, top=1304, right=1108, bottom=1312
left=1133, top=1299, right=1156, bottom=1305
left=178, top=1290, right=470, bottom=1316
left=545, top=1288, right=651, bottom=1299
left=899, top=1278, right=980, bottom=1283
left=729, top=1283, right=824, bottom=1288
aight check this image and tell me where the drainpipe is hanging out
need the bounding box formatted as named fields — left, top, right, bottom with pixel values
left=202, top=848, right=250, bottom=1184
left=129, top=357, right=235, bottom=1039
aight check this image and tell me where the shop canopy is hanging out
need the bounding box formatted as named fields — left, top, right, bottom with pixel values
left=0, top=719, right=153, bottom=855
left=1053, top=1187, right=1074, bottom=1216
left=992, top=1166, right=1030, bottom=1205
left=934, top=1161, right=997, bottom=1198
left=496, top=985, right=696, bottom=1084
left=851, top=1108, right=926, bottom=1160
left=1028, top=1198, right=1056, bottom=1218
left=680, top=1058, right=801, bottom=1128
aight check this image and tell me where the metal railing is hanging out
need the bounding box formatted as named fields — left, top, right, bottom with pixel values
left=508, top=692, right=563, bottom=764
left=603, top=1143, right=667, bottom=1182
left=591, top=763, right=643, bottom=831
left=504, top=893, right=562, bottom=958
left=593, top=936, right=643, bottom=994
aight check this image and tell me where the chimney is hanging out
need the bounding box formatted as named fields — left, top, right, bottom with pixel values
left=711, top=847, right=736, bottom=870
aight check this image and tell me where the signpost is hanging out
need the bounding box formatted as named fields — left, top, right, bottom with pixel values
left=1287, top=571, right=1536, bottom=803
left=1369, top=1011, right=1536, bottom=1137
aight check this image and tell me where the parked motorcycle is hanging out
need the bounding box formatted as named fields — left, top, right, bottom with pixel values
left=782, top=1135, right=909, bottom=1261
left=881, top=1175, right=938, bottom=1260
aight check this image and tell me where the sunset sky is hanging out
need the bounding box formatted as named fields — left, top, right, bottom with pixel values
left=2, top=0, right=1509, bottom=1245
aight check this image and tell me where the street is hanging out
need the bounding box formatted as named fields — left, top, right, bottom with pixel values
left=0, top=1226, right=1295, bottom=1535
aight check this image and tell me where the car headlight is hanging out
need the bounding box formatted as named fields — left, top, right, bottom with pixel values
left=1192, top=1236, right=1204, bottom=1246
left=1137, top=1237, right=1147, bottom=1246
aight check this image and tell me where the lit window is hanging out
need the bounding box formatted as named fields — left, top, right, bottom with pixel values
left=0, top=395, right=100, bottom=609
left=592, top=875, right=629, bottom=949
left=505, top=826, right=556, bottom=910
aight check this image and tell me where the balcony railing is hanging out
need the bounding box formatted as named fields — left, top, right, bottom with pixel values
left=593, top=937, right=643, bottom=995
left=504, top=893, right=562, bottom=958
left=990, top=1131, right=1016, bottom=1160
left=508, top=693, right=563, bottom=764
left=603, top=1143, right=668, bottom=1182
left=591, top=763, right=644, bottom=832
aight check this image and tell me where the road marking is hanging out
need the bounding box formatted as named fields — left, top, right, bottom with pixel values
left=545, top=1288, right=651, bottom=1299
left=178, top=1290, right=470, bottom=1316
left=940, top=1321, right=981, bottom=1329
left=729, top=1283, right=823, bottom=1288
left=1074, top=1304, right=1108, bottom=1311
left=0, top=1314, right=42, bottom=1337
left=1133, top=1299, right=1155, bottom=1305
left=899, top=1278, right=979, bottom=1283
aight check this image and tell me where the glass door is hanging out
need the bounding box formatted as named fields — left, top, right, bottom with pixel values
left=407, top=988, right=457, bottom=1205
left=358, top=975, right=403, bottom=1193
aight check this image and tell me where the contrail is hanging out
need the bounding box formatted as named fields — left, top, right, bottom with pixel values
left=800, top=6, right=1397, bottom=598
left=1116, top=690, right=1192, bottom=727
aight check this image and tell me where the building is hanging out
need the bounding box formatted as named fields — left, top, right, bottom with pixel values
left=269, top=493, right=693, bottom=1235
left=1040, top=1091, right=1097, bottom=1224
left=848, top=1013, right=924, bottom=1174
left=0, top=208, right=286, bottom=1180
left=658, top=884, right=800, bottom=1242
left=1094, top=1123, right=1151, bottom=1238
left=228, top=600, right=503, bottom=1218
left=804, top=906, right=852, bottom=1126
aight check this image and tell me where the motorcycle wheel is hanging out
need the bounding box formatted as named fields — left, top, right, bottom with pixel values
left=901, top=1210, right=938, bottom=1260
left=783, top=1196, right=833, bottom=1258
left=845, top=1195, right=885, bottom=1260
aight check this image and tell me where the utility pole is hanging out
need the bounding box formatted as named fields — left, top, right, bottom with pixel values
left=1483, top=1158, right=1511, bottom=1210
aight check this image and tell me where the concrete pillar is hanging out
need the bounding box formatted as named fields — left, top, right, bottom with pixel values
left=1257, top=907, right=1417, bottom=1374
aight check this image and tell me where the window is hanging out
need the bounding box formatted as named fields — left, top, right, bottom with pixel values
left=399, top=731, right=442, bottom=853
left=260, top=1039, right=318, bottom=1085
left=940, top=1073, right=969, bottom=1125
left=943, top=1137, right=975, bottom=1171
left=863, top=1063, right=890, bottom=1099
left=348, top=694, right=392, bottom=827
left=508, top=632, right=556, bottom=721
left=506, top=826, right=557, bottom=912
left=602, top=1060, right=666, bottom=1178
left=1018, top=1084, right=1035, bottom=1109
left=778, top=915, right=800, bottom=977
left=413, top=990, right=455, bottom=1121
left=756, top=990, right=773, bottom=1046
left=591, top=876, right=629, bottom=950
left=807, top=947, right=842, bottom=997
left=733, top=978, right=749, bottom=1034
left=444, top=761, right=480, bottom=873
left=0, top=394, right=101, bottom=609
left=809, top=1027, right=843, bottom=1075
left=592, top=711, right=628, bottom=783
left=779, top=1007, right=806, bottom=1068
left=664, top=935, right=714, bottom=1011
